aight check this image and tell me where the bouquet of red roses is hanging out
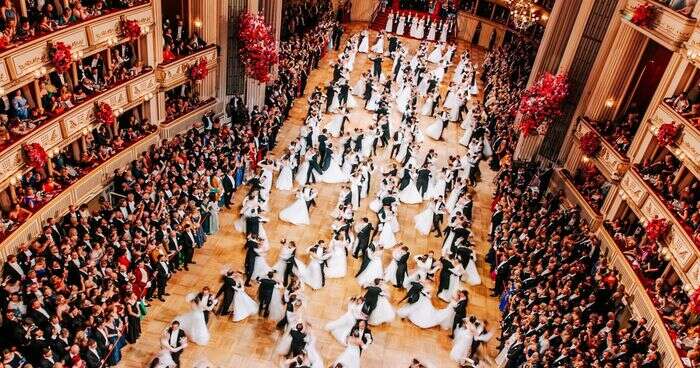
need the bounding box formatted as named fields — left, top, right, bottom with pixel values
left=22, top=143, right=48, bottom=170
left=631, top=2, right=655, bottom=27
left=238, top=12, right=279, bottom=83
left=579, top=131, right=601, bottom=157
left=518, top=73, right=568, bottom=136
left=189, top=58, right=209, bottom=81
left=49, top=42, right=73, bottom=74
left=122, top=19, right=142, bottom=40
left=645, top=217, right=670, bottom=242
left=656, top=122, right=681, bottom=147
left=97, top=102, right=116, bottom=126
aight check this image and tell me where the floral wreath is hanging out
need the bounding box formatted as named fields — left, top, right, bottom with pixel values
left=48, top=41, right=73, bottom=74
left=238, top=12, right=279, bottom=83
left=22, top=143, right=49, bottom=170
left=189, top=58, right=209, bottom=81
left=97, top=102, right=116, bottom=127
left=579, top=131, right=601, bottom=157
left=656, top=122, right=681, bottom=147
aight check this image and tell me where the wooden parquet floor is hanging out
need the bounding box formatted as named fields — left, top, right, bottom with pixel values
left=118, top=23, right=500, bottom=368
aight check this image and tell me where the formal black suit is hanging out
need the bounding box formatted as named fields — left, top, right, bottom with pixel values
left=257, top=276, right=277, bottom=317
left=216, top=275, right=236, bottom=315
left=362, top=285, right=382, bottom=315
left=353, top=223, right=373, bottom=259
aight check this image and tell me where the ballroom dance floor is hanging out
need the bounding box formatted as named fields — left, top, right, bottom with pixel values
left=117, top=22, right=500, bottom=368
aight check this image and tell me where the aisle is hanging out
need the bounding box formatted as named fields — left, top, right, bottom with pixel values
left=118, top=23, right=499, bottom=368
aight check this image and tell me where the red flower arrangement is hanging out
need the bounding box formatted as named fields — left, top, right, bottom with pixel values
left=22, top=143, right=48, bottom=170
left=656, top=122, right=681, bottom=147
left=189, top=58, right=209, bottom=81
left=518, top=72, right=568, bottom=136
left=645, top=217, right=670, bottom=242
left=581, top=162, right=599, bottom=181
left=48, top=42, right=73, bottom=74
left=121, top=19, right=142, bottom=40
left=518, top=118, right=537, bottom=136
left=579, top=131, right=601, bottom=157
left=690, top=289, right=700, bottom=315
left=97, top=102, right=116, bottom=126
left=238, top=12, right=279, bottom=83
left=631, top=2, right=655, bottom=27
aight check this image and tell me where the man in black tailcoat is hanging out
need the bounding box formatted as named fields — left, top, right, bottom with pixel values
left=256, top=271, right=278, bottom=318
left=216, top=271, right=236, bottom=316
left=362, top=278, right=383, bottom=315
left=353, top=217, right=373, bottom=259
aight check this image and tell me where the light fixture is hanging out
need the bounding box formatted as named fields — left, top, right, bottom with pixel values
left=143, top=26, right=150, bottom=34
left=582, top=155, right=590, bottom=163
left=663, top=253, right=672, bottom=261
left=619, top=192, right=627, bottom=200
left=605, top=98, right=615, bottom=108
left=15, top=173, right=22, bottom=181
left=193, top=19, right=202, bottom=28
left=505, top=0, right=540, bottom=30
left=9, top=177, right=16, bottom=186
left=541, top=13, right=549, bottom=22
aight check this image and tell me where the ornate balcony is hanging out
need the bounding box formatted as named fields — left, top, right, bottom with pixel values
left=160, top=99, right=217, bottom=139
left=0, top=130, right=160, bottom=260
left=597, top=227, right=685, bottom=368
left=0, top=71, right=158, bottom=189
left=575, top=118, right=630, bottom=181
left=622, top=0, right=696, bottom=50
left=649, top=101, right=700, bottom=178
left=156, top=45, right=218, bottom=90
left=620, top=169, right=700, bottom=283
left=553, top=168, right=604, bottom=230
left=0, top=4, right=154, bottom=91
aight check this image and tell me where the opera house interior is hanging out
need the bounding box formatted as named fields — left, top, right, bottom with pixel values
left=0, top=0, right=698, bottom=367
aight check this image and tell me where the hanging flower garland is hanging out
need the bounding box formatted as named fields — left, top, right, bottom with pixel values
left=631, top=2, right=656, bottom=27
left=121, top=19, right=142, bottom=40
left=645, top=217, right=670, bottom=242
left=97, top=102, right=116, bottom=126
left=656, top=122, right=681, bottom=147
left=48, top=42, right=73, bottom=74
left=189, top=58, right=209, bottom=81
left=517, top=72, right=568, bottom=136
left=238, top=12, right=279, bottom=83
left=22, top=143, right=48, bottom=170
left=579, top=131, right=601, bottom=157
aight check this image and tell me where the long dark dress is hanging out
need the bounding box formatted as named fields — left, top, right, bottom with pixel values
left=126, top=301, right=141, bottom=344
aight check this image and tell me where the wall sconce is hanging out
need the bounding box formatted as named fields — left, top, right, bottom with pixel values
left=0, top=87, right=5, bottom=96
left=142, top=26, right=150, bottom=34
left=82, top=128, right=90, bottom=135
left=619, top=192, right=627, bottom=200
left=193, top=19, right=202, bottom=28
left=582, top=155, right=590, bottom=163
left=604, top=98, right=615, bottom=108
left=15, top=173, right=22, bottom=181
left=541, top=13, right=549, bottom=22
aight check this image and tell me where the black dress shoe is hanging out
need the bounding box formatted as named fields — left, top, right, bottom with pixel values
left=158, top=297, right=166, bottom=301
left=163, top=293, right=171, bottom=296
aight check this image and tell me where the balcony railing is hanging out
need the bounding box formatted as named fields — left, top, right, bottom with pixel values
left=0, top=3, right=154, bottom=91
left=575, top=118, right=630, bottom=180
left=161, top=100, right=217, bottom=139
left=0, top=130, right=160, bottom=260
left=0, top=70, right=158, bottom=189
left=622, top=0, right=696, bottom=50
left=597, top=226, right=687, bottom=367
left=156, top=45, right=218, bottom=90
left=650, top=101, right=700, bottom=178
left=554, top=168, right=604, bottom=229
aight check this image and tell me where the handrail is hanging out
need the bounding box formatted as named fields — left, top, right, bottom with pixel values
left=660, top=100, right=700, bottom=144
left=579, top=117, right=632, bottom=163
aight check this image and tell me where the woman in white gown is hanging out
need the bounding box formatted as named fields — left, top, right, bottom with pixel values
left=326, top=234, right=349, bottom=278
left=396, top=283, right=452, bottom=329
left=358, top=31, right=370, bottom=53
left=396, top=15, right=406, bottom=35
left=352, top=74, right=367, bottom=96
left=324, top=297, right=366, bottom=345
left=279, top=189, right=311, bottom=225
left=272, top=242, right=308, bottom=282
left=275, top=155, right=295, bottom=191
left=368, top=283, right=396, bottom=326
left=326, top=112, right=347, bottom=138
left=370, top=32, right=384, bottom=54
left=426, top=21, right=437, bottom=41
left=450, top=318, right=478, bottom=362
left=173, top=294, right=210, bottom=345
left=332, top=332, right=364, bottom=368
left=251, top=242, right=272, bottom=280
left=384, top=246, right=407, bottom=287
left=365, top=84, right=381, bottom=111
left=415, top=18, right=425, bottom=39
left=427, top=44, right=443, bottom=63
left=356, top=246, right=384, bottom=287
left=438, top=261, right=464, bottom=302
left=398, top=171, right=423, bottom=204
left=385, top=12, right=394, bottom=33
left=413, top=201, right=435, bottom=236
left=424, top=114, right=446, bottom=141
left=303, top=245, right=331, bottom=290
left=232, top=281, right=259, bottom=321
left=462, top=251, right=482, bottom=286
left=322, top=152, right=351, bottom=184
left=420, top=91, right=439, bottom=117
left=376, top=220, right=396, bottom=249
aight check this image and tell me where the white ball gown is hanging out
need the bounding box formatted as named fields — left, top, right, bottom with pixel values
left=450, top=323, right=476, bottom=362
left=426, top=23, right=437, bottom=41
left=275, top=159, right=295, bottom=191
left=462, top=252, right=482, bottom=286
left=376, top=222, right=396, bottom=249
left=368, top=287, right=396, bottom=326
left=396, top=16, right=406, bottom=35
left=322, top=154, right=351, bottom=184
left=437, top=264, right=464, bottom=302
left=326, top=239, right=349, bottom=278
left=396, top=286, right=453, bottom=329
left=398, top=178, right=423, bottom=204
left=424, top=117, right=445, bottom=141
left=173, top=294, right=210, bottom=345
left=251, top=246, right=273, bottom=280
left=356, top=247, right=384, bottom=287
left=232, top=283, right=259, bottom=321
left=268, top=287, right=286, bottom=321
left=279, top=191, right=311, bottom=225
left=385, top=13, right=394, bottom=33
left=358, top=32, right=370, bottom=53
left=303, top=246, right=331, bottom=290
left=370, top=35, right=384, bottom=54
left=324, top=301, right=365, bottom=345
left=383, top=249, right=405, bottom=286
left=413, top=204, right=434, bottom=236
left=333, top=339, right=363, bottom=368
left=427, top=45, right=443, bottom=63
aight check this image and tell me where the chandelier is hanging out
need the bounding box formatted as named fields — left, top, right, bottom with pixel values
left=506, top=0, right=541, bottom=30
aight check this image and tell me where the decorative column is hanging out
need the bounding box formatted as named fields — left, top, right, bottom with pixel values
left=243, top=0, right=281, bottom=111
left=584, top=23, right=647, bottom=121
left=152, top=0, right=164, bottom=66
left=563, top=141, right=583, bottom=173
left=190, top=0, right=219, bottom=43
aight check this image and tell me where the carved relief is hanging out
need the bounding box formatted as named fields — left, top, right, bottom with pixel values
left=0, top=61, right=10, bottom=86
left=640, top=196, right=664, bottom=221
left=62, top=105, right=97, bottom=137
left=0, top=148, right=24, bottom=183
left=688, top=261, right=700, bottom=288
left=621, top=172, right=646, bottom=206
left=127, top=74, right=156, bottom=101
left=62, top=28, right=89, bottom=52
left=97, top=88, right=128, bottom=109
left=9, top=43, right=48, bottom=78
left=28, top=123, right=64, bottom=149
left=668, top=226, right=695, bottom=269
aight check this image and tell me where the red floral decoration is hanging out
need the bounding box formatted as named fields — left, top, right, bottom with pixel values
left=22, top=143, right=48, bottom=170
left=518, top=118, right=538, bottom=136
left=121, top=19, right=142, bottom=40
left=238, top=12, right=279, bottom=83
left=518, top=72, right=568, bottom=136
left=49, top=42, right=73, bottom=74
left=631, top=2, right=656, bottom=27
left=97, top=102, right=116, bottom=127
left=189, top=58, right=209, bottom=81
left=0, top=35, right=9, bottom=50
left=579, top=131, right=601, bottom=157
left=690, top=289, right=700, bottom=315
left=645, top=218, right=670, bottom=242
left=581, top=162, right=598, bottom=181
left=656, top=122, right=681, bottom=147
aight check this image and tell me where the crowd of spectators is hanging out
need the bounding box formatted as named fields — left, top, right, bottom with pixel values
left=666, top=86, right=700, bottom=130
left=282, top=0, right=331, bottom=40
left=0, top=3, right=338, bottom=367
left=571, top=164, right=611, bottom=212
left=590, top=111, right=640, bottom=155
left=0, top=0, right=149, bottom=50
left=489, top=164, right=660, bottom=368
left=637, top=153, right=700, bottom=245
left=161, top=15, right=206, bottom=63
left=659, top=0, right=696, bottom=16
